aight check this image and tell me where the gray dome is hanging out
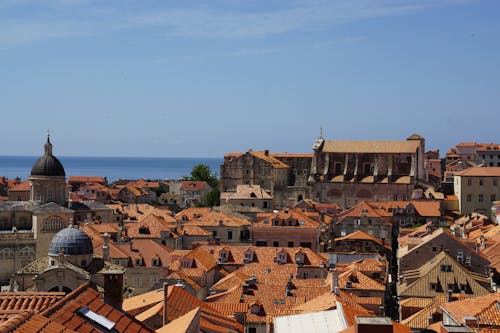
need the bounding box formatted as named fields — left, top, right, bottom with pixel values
left=48, top=225, right=93, bottom=256
left=31, top=136, right=65, bottom=177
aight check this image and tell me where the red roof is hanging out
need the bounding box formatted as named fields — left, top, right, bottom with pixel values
left=180, top=181, right=209, bottom=191
left=40, top=283, right=153, bottom=333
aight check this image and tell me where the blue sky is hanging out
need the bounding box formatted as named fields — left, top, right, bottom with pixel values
left=1, top=0, right=499, bottom=157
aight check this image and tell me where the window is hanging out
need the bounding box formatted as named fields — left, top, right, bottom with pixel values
left=495, top=179, right=498, bottom=186
left=227, top=231, right=233, bottom=240
left=303, top=169, right=308, bottom=175
left=300, top=242, right=312, bottom=249
left=491, top=194, right=496, bottom=202
left=256, top=241, right=267, bottom=246
left=273, top=241, right=279, bottom=247
left=467, top=179, right=472, bottom=186
left=355, top=219, right=361, bottom=225
left=47, top=189, right=54, bottom=202
left=465, top=257, right=471, bottom=266
left=134, top=276, right=141, bottom=288
left=441, top=264, right=453, bottom=272
left=479, top=178, right=484, bottom=186
left=288, top=242, right=294, bottom=247
left=212, top=230, right=217, bottom=237
left=0, top=248, right=11, bottom=258
left=41, top=216, right=65, bottom=232
left=479, top=194, right=484, bottom=202
left=432, top=246, right=437, bottom=252
left=466, top=194, right=472, bottom=202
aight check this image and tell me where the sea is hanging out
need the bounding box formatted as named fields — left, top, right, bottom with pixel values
left=0, top=156, right=223, bottom=182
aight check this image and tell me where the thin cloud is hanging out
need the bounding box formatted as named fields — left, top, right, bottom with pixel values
left=153, top=47, right=280, bottom=64
left=0, top=0, right=478, bottom=47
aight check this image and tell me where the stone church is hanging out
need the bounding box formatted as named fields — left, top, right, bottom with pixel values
left=309, top=133, right=426, bottom=209
left=0, top=136, right=76, bottom=283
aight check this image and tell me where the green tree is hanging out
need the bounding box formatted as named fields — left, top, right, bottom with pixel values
left=206, top=188, right=220, bottom=207
left=188, top=164, right=219, bottom=188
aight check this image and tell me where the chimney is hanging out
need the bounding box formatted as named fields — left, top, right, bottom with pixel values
left=355, top=317, right=393, bottom=333
left=103, top=272, right=124, bottom=309
left=264, top=149, right=269, bottom=156
left=330, top=269, right=339, bottom=295
left=163, top=283, right=169, bottom=326
left=102, top=232, right=110, bottom=261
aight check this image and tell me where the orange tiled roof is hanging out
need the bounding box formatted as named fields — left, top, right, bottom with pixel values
left=180, top=181, right=209, bottom=191
left=442, top=292, right=500, bottom=328
left=248, top=150, right=289, bottom=169
left=0, top=291, right=65, bottom=314
left=8, top=180, right=30, bottom=192
left=336, top=201, right=392, bottom=225
left=41, top=283, right=152, bottom=332
left=126, top=213, right=177, bottom=239
left=68, top=176, right=106, bottom=184
left=456, top=166, right=500, bottom=177
left=9, top=313, right=78, bottom=333
left=125, top=286, right=243, bottom=332
left=334, top=230, right=391, bottom=250
left=179, top=210, right=251, bottom=228
left=337, top=268, right=385, bottom=291
left=322, top=140, right=421, bottom=154
left=254, top=208, right=321, bottom=229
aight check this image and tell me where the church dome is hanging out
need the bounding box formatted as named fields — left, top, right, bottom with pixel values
left=31, top=135, right=65, bottom=177
left=48, top=225, right=93, bottom=256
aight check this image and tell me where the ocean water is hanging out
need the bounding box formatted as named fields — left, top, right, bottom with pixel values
left=0, top=156, right=222, bottom=181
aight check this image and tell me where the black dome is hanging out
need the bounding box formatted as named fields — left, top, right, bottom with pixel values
left=30, top=135, right=65, bottom=177
left=31, top=155, right=65, bottom=176
left=48, top=225, right=93, bottom=256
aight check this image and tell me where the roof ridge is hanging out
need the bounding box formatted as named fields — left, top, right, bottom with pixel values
left=39, top=282, right=92, bottom=317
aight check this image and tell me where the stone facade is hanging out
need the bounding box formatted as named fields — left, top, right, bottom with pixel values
left=454, top=166, right=500, bottom=215
left=220, top=150, right=312, bottom=209
left=309, top=134, right=426, bottom=209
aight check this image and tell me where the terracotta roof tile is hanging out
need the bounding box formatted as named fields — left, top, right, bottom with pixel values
left=457, top=166, right=500, bottom=177
left=180, top=181, right=209, bottom=191
left=40, top=283, right=153, bottom=333
left=8, top=180, right=30, bottom=192
left=323, top=140, right=421, bottom=154
left=398, top=251, right=491, bottom=298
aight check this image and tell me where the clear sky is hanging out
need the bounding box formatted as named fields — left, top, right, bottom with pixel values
left=1, top=0, right=499, bottom=158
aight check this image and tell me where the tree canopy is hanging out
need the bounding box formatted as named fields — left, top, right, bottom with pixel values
left=187, top=164, right=219, bottom=188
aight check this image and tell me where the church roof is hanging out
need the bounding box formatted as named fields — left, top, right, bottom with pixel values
left=30, top=136, right=65, bottom=177
left=322, top=140, right=421, bottom=154
left=48, top=225, right=93, bottom=256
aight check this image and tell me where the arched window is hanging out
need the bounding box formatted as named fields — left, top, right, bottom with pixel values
left=0, top=248, right=11, bottom=257
left=41, top=216, right=65, bottom=232
left=19, top=247, right=34, bottom=258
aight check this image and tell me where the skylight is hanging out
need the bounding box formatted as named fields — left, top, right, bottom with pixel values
left=77, top=306, right=115, bottom=330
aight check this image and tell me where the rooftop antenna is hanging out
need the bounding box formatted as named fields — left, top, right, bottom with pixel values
left=319, top=126, right=323, bottom=139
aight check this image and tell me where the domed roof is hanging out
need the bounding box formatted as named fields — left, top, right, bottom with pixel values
left=406, top=133, right=425, bottom=141
left=31, top=135, right=65, bottom=177
left=48, top=225, right=93, bottom=256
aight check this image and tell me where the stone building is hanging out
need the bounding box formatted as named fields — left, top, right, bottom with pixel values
left=14, top=224, right=124, bottom=296
left=454, top=166, right=500, bottom=215
left=220, top=149, right=312, bottom=209
left=0, top=136, right=74, bottom=283
left=0, top=136, right=114, bottom=285
left=309, top=134, right=426, bottom=209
